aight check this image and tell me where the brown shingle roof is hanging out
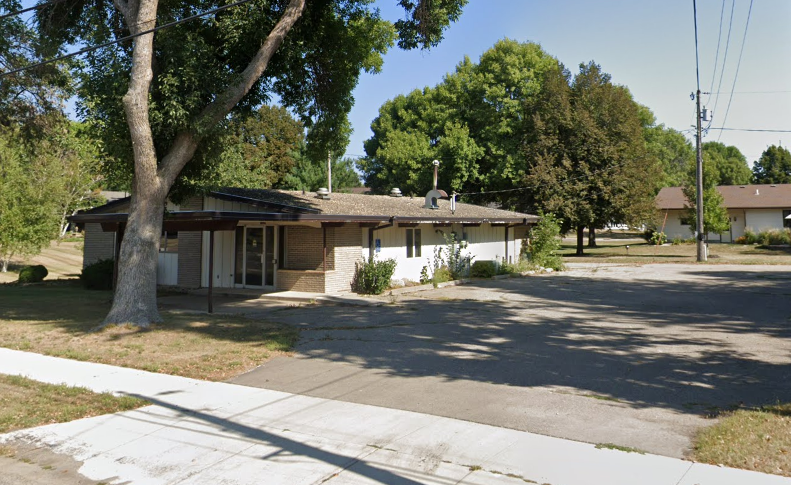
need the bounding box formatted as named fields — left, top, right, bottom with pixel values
left=215, top=188, right=537, bottom=222
left=656, top=184, right=791, bottom=210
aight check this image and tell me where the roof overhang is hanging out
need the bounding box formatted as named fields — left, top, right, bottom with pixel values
left=70, top=210, right=538, bottom=232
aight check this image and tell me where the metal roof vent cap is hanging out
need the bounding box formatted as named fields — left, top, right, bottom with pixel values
left=390, top=187, right=403, bottom=197
left=755, top=189, right=760, bottom=196
left=316, top=187, right=331, bottom=200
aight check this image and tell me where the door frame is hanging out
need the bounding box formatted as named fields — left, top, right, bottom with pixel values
left=234, top=224, right=278, bottom=290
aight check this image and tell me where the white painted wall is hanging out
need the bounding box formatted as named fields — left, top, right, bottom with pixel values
left=660, top=210, right=692, bottom=240
left=363, top=223, right=519, bottom=283
left=157, top=253, right=178, bottom=285
left=745, top=209, right=784, bottom=233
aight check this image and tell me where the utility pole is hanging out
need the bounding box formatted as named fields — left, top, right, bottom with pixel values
left=695, top=90, right=706, bottom=262
left=693, top=0, right=706, bottom=262
left=327, top=151, right=332, bottom=194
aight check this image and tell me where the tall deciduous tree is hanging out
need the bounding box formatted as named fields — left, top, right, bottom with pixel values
left=0, top=128, right=62, bottom=272
left=39, top=0, right=467, bottom=326
left=280, top=153, right=361, bottom=192
left=640, top=108, right=694, bottom=188
left=752, top=145, right=791, bottom=184
left=701, top=141, right=751, bottom=185
left=210, top=105, right=304, bottom=190
left=522, top=62, right=660, bottom=255
left=360, top=39, right=557, bottom=196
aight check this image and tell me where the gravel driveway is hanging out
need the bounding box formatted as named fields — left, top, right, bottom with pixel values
left=230, top=263, right=791, bottom=458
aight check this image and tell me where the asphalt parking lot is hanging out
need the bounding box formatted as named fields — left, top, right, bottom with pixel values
left=229, top=263, right=791, bottom=458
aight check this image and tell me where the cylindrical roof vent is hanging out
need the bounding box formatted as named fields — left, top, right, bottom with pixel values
left=390, top=187, right=403, bottom=197
left=316, top=187, right=331, bottom=199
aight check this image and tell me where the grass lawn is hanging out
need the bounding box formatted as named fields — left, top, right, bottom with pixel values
left=0, top=283, right=299, bottom=381
left=560, top=239, right=791, bottom=265
left=692, top=404, right=791, bottom=477
left=0, top=374, right=147, bottom=434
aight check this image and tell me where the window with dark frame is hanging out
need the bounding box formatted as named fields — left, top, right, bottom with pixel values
left=159, top=231, right=178, bottom=253
left=783, top=210, right=791, bottom=229
left=406, top=228, right=422, bottom=258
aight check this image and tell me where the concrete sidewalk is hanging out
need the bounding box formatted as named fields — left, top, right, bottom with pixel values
left=0, top=349, right=788, bottom=485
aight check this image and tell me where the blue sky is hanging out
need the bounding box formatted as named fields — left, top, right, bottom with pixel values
left=345, top=0, right=791, bottom=166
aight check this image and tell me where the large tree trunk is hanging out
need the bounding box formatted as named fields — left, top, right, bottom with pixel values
left=104, top=0, right=306, bottom=327
left=576, top=225, right=585, bottom=256
left=588, top=227, right=597, bottom=248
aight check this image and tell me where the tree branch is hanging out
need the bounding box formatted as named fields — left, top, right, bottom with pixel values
left=157, top=0, right=306, bottom=188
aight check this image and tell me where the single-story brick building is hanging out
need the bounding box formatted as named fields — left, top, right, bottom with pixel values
left=656, top=184, right=791, bottom=242
left=72, top=188, right=538, bottom=294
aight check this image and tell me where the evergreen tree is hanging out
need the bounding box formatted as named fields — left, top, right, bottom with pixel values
left=752, top=145, right=791, bottom=184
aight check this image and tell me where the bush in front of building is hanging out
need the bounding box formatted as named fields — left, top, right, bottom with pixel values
left=530, top=212, right=564, bottom=271
left=470, top=260, right=497, bottom=278
left=17, top=265, right=48, bottom=283
left=757, top=229, right=791, bottom=246
left=80, top=259, right=115, bottom=290
left=353, top=257, right=397, bottom=295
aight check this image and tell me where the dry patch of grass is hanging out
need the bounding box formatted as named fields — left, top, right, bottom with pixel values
left=0, top=284, right=299, bottom=381
left=560, top=240, right=791, bottom=265
left=692, top=403, right=791, bottom=477
left=0, top=374, right=147, bottom=434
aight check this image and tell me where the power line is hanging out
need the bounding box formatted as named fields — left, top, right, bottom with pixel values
left=706, top=0, right=726, bottom=105
left=711, top=0, right=736, bottom=121
left=0, top=0, right=259, bottom=78
left=0, top=0, right=68, bottom=20
left=709, top=127, right=791, bottom=133
left=693, top=0, right=701, bottom=92
left=717, top=0, right=754, bottom=142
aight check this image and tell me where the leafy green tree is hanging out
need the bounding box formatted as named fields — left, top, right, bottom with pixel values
left=360, top=39, right=557, bottom=196
left=683, top=152, right=730, bottom=238
left=0, top=0, right=72, bottom=128
left=752, top=145, right=791, bottom=184
left=641, top=108, right=694, bottom=188
left=39, top=0, right=467, bottom=326
left=280, top=153, right=361, bottom=192
left=0, top=129, right=61, bottom=272
left=702, top=141, right=751, bottom=185
left=522, top=62, right=660, bottom=255
left=210, top=105, right=304, bottom=189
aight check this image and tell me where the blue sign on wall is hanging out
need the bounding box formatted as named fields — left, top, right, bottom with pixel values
left=375, top=239, right=381, bottom=253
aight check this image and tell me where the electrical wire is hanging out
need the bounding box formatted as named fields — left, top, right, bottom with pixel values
left=717, top=0, right=754, bottom=142
left=0, top=0, right=68, bottom=20
left=709, top=127, right=791, bottom=133
left=0, top=0, right=259, bottom=78
left=705, top=0, right=726, bottom=106
left=711, top=0, right=736, bottom=122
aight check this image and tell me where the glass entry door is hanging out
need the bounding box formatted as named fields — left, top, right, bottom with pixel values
left=234, top=226, right=276, bottom=288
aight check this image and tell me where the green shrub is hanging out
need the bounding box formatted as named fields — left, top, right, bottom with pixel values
left=757, top=229, right=791, bottom=246
left=500, top=258, right=531, bottom=274
left=431, top=266, right=452, bottom=286
left=671, top=236, right=682, bottom=246
left=470, top=261, right=497, bottom=278
left=742, top=228, right=758, bottom=244
left=649, top=231, right=667, bottom=246
left=80, top=259, right=115, bottom=290
left=18, top=265, right=48, bottom=283
left=352, top=257, right=397, bottom=295
left=530, top=212, right=564, bottom=271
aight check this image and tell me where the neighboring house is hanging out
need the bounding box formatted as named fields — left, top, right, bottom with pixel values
left=71, top=188, right=537, bottom=294
left=656, top=184, right=791, bottom=242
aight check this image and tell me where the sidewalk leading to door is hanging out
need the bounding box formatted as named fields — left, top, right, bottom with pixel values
left=1, top=349, right=789, bottom=485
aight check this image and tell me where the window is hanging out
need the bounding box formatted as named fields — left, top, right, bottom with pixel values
left=406, top=228, right=421, bottom=258
left=783, top=210, right=791, bottom=229
left=679, top=216, right=691, bottom=226
left=159, top=231, right=178, bottom=253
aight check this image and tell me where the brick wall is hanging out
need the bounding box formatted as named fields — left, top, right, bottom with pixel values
left=276, top=270, right=325, bottom=292
left=177, top=196, right=203, bottom=288
left=83, top=223, right=115, bottom=268
left=325, top=224, right=363, bottom=294
left=285, top=226, right=330, bottom=270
